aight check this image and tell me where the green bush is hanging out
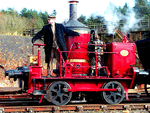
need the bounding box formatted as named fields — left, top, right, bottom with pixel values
left=0, top=8, right=49, bottom=36
left=0, top=13, right=29, bottom=35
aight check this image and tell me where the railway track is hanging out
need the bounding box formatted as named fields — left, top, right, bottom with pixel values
left=0, top=88, right=150, bottom=112
left=0, top=95, right=150, bottom=113
left=0, top=103, right=150, bottom=113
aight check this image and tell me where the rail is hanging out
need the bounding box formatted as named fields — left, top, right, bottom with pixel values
left=0, top=88, right=150, bottom=112
left=1, top=103, right=150, bottom=112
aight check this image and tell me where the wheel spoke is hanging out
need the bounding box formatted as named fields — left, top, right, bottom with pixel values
left=116, top=93, right=122, bottom=97
left=112, top=94, right=117, bottom=102
left=47, top=81, right=72, bottom=105
left=58, top=84, right=61, bottom=90
left=111, top=83, right=115, bottom=89
left=59, top=95, right=64, bottom=103
left=51, top=89, right=57, bottom=93
left=103, top=82, right=124, bottom=104
left=52, top=95, right=58, bottom=100
left=106, top=93, right=111, bottom=99
left=63, top=94, right=69, bottom=98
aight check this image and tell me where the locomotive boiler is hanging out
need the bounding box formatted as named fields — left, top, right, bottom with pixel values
left=4, top=0, right=150, bottom=106
left=65, top=0, right=90, bottom=75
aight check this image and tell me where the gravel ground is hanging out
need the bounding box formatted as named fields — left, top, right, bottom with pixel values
left=0, top=35, right=46, bottom=87
left=0, top=34, right=46, bottom=67
left=0, top=35, right=45, bottom=61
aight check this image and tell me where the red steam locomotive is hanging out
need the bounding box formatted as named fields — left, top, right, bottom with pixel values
left=5, top=1, right=150, bottom=106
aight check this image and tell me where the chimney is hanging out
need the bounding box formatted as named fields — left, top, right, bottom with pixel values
left=69, top=1, right=79, bottom=20
left=65, top=0, right=90, bottom=32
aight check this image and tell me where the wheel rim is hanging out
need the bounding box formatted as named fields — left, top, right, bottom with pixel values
left=103, top=81, right=124, bottom=104
left=47, top=81, right=72, bottom=105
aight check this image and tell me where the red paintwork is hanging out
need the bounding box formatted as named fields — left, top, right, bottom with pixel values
left=64, top=62, right=73, bottom=77
left=122, top=35, right=129, bottom=43
left=28, top=44, right=46, bottom=93
left=105, top=42, right=135, bottom=78
left=33, top=44, right=46, bottom=66
left=67, top=88, right=117, bottom=92
left=66, top=81, right=129, bottom=93
left=69, top=1, right=79, bottom=3
left=129, top=67, right=137, bottom=88
left=26, top=36, right=137, bottom=103
left=39, top=94, right=44, bottom=103
left=28, top=67, right=43, bottom=92
left=66, top=34, right=90, bottom=75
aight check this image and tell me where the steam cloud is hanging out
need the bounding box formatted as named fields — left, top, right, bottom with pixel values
left=122, top=7, right=141, bottom=33
left=100, top=3, right=141, bottom=34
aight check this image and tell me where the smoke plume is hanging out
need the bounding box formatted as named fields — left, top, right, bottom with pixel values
left=122, top=7, right=141, bottom=33
left=100, top=3, right=141, bottom=34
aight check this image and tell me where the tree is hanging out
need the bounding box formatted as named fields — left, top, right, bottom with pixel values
left=1, top=8, right=18, bottom=17
left=118, top=3, right=129, bottom=16
left=39, top=11, right=48, bottom=25
left=20, top=8, right=28, bottom=17
left=77, top=14, right=87, bottom=24
left=87, top=15, right=95, bottom=25
left=36, top=17, right=44, bottom=28
left=77, top=14, right=105, bottom=26
left=21, top=8, right=39, bottom=19
left=21, top=8, right=46, bottom=28
left=94, top=16, right=105, bottom=24
left=134, top=0, right=150, bottom=18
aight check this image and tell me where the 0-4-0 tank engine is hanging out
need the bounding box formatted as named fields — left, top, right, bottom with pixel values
left=4, top=0, right=150, bottom=106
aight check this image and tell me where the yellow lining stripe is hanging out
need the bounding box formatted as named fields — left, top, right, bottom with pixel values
left=67, top=59, right=88, bottom=63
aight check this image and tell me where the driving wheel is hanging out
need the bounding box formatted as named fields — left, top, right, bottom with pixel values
left=47, top=81, right=72, bottom=105
left=102, top=81, right=124, bottom=104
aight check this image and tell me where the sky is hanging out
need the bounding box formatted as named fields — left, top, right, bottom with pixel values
left=0, top=0, right=135, bottom=23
